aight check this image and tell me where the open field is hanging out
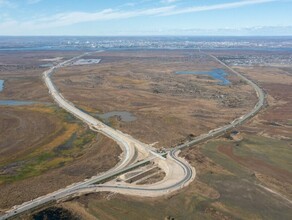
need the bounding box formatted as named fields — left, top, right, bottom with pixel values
left=234, top=66, right=292, bottom=140
left=0, top=51, right=121, bottom=212
left=0, top=51, right=83, bottom=102
left=55, top=135, right=291, bottom=220
left=0, top=104, right=121, bottom=211
left=55, top=138, right=291, bottom=219
left=54, top=50, right=256, bottom=148
left=39, top=50, right=292, bottom=220
left=1, top=49, right=291, bottom=219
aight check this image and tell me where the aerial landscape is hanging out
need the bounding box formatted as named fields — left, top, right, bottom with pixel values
left=0, top=0, right=291, bottom=220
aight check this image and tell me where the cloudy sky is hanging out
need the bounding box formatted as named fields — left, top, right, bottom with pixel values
left=0, top=0, right=291, bottom=35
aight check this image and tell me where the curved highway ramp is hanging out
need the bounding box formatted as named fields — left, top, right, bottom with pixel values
left=0, top=51, right=265, bottom=220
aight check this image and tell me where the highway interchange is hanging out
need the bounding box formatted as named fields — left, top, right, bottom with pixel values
left=0, top=51, right=265, bottom=220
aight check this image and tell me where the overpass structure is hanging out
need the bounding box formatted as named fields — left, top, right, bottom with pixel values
left=0, top=51, right=265, bottom=220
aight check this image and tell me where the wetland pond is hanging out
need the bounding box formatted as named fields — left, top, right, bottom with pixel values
left=0, top=80, right=42, bottom=106
left=0, top=80, right=4, bottom=92
left=176, top=68, right=231, bottom=85
left=39, top=63, right=54, bottom=68
left=0, top=80, right=39, bottom=106
left=97, top=111, right=136, bottom=122
left=0, top=100, right=37, bottom=106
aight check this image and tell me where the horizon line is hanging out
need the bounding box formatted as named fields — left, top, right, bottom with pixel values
left=0, top=35, right=292, bottom=37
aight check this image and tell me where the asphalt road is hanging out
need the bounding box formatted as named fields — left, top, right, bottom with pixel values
left=83, top=148, right=193, bottom=193
left=0, top=52, right=265, bottom=220
left=172, top=53, right=265, bottom=151
left=0, top=52, right=140, bottom=220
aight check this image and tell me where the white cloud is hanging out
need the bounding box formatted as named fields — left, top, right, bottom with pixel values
left=0, top=0, right=284, bottom=34
left=159, top=0, right=278, bottom=16
left=29, top=6, right=175, bottom=28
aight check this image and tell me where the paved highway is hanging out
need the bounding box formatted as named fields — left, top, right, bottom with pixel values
left=78, top=51, right=266, bottom=194
left=78, top=52, right=265, bottom=195
left=0, top=52, right=265, bottom=220
left=171, top=53, right=265, bottom=151
left=0, top=52, right=149, bottom=220
left=81, top=148, right=193, bottom=195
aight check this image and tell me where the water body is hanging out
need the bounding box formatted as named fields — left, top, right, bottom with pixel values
left=39, top=63, right=54, bottom=68
left=176, top=68, right=231, bottom=85
left=0, top=100, right=37, bottom=106
left=0, top=80, right=4, bottom=92
left=0, top=81, right=39, bottom=106
left=97, top=111, right=136, bottom=122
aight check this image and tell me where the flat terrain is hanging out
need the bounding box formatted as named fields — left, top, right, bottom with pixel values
left=0, top=105, right=121, bottom=211
left=1, top=49, right=291, bottom=219
left=48, top=50, right=292, bottom=220
left=54, top=50, right=256, bottom=148
left=0, top=51, right=82, bottom=102
left=0, top=51, right=121, bottom=212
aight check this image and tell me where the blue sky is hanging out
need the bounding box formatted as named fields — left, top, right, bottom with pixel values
left=0, top=0, right=291, bottom=35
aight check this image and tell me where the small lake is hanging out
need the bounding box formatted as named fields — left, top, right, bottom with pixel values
left=39, top=63, right=54, bottom=68
left=0, top=81, right=39, bottom=106
left=0, top=100, right=37, bottom=106
left=97, top=111, right=136, bottom=122
left=176, top=68, right=231, bottom=85
left=0, top=80, right=4, bottom=92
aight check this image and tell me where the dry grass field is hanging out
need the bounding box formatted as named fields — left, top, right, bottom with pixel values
left=1, top=49, right=291, bottom=219
left=0, top=51, right=121, bottom=212
left=46, top=50, right=292, bottom=220
left=0, top=104, right=121, bottom=211
left=54, top=50, right=256, bottom=148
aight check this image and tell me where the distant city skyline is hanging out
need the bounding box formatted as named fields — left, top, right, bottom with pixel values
left=0, top=0, right=291, bottom=36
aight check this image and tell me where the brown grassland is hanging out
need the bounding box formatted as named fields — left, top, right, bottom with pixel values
left=54, top=50, right=256, bottom=148
left=0, top=50, right=291, bottom=219
left=0, top=51, right=121, bottom=212
left=50, top=50, right=292, bottom=220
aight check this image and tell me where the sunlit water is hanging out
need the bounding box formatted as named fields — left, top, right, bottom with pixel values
left=176, top=68, right=231, bottom=85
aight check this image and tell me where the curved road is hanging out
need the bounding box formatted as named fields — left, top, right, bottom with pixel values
left=172, top=53, right=265, bottom=151
left=81, top=149, right=193, bottom=195
left=0, top=51, right=265, bottom=220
